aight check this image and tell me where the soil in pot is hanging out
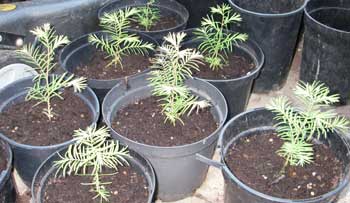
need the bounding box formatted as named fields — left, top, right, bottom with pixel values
left=129, top=6, right=182, bottom=32
left=73, top=49, right=151, bottom=80
left=0, top=90, right=93, bottom=146
left=111, top=96, right=218, bottom=147
left=43, top=166, right=148, bottom=203
left=0, top=146, right=6, bottom=172
left=225, top=130, right=343, bottom=199
left=193, top=52, right=255, bottom=80
left=233, top=0, right=305, bottom=14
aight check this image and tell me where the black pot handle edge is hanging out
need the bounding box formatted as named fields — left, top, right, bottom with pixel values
left=195, top=153, right=224, bottom=169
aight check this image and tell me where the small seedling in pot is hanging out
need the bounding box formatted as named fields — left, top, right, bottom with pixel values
left=17, top=24, right=87, bottom=120
left=54, top=125, right=130, bottom=202
left=267, top=81, right=349, bottom=174
left=89, top=8, right=155, bottom=69
left=194, top=4, right=248, bottom=70
left=148, top=32, right=211, bottom=125
left=133, top=0, right=160, bottom=31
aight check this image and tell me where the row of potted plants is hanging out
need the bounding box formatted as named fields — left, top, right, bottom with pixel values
left=0, top=0, right=349, bottom=203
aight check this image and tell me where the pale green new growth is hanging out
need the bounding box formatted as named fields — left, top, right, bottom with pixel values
left=149, top=32, right=211, bottom=125
left=17, top=24, right=87, bottom=120
left=267, top=81, right=349, bottom=167
left=89, top=8, right=155, bottom=69
left=54, top=126, right=130, bottom=202
left=194, top=4, right=248, bottom=70
left=133, top=0, right=160, bottom=31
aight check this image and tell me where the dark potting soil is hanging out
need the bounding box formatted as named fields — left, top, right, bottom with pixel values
left=310, top=8, right=350, bottom=32
left=0, top=90, right=93, bottom=146
left=0, top=146, right=7, bottom=172
left=194, top=53, right=255, bottom=80
left=44, top=166, right=148, bottom=203
left=73, top=50, right=151, bottom=80
left=225, top=131, right=343, bottom=199
left=112, top=96, right=218, bottom=147
left=234, top=0, right=305, bottom=14
left=130, top=8, right=181, bottom=31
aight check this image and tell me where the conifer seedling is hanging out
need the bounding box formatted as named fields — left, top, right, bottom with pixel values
left=194, top=4, right=248, bottom=70
left=55, top=126, right=130, bottom=202
left=89, top=8, right=155, bottom=69
left=133, top=0, right=160, bottom=31
left=267, top=81, right=349, bottom=170
left=149, top=32, right=211, bottom=125
left=17, top=24, right=87, bottom=120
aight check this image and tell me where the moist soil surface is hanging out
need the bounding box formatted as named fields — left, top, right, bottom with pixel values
left=0, top=145, right=7, bottom=172
left=225, top=131, right=343, bottom=199
left=44, top=166, right=149, bottom=203
left=112, top=96, right=218, bottom=147
left=130, top=9, right=181, bottom=32
left=74, top=50, right=151, bottom=80
left=194, top=53, right=255, bottom=80
left=0, top=90, right=93, bottom=146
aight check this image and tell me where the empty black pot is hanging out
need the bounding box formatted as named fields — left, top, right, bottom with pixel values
left=32, top=144, right=156, bottom=203
left=228, top=0, right=307, bottom=93
left=98, top=0, right=189, bottom=43
left=182, top=29, right=264, bottom=120
left=0, top=76, right=100, bottom=186
left=59, top=31, right=158, bottom=103
left=0, top=139, right=15, bottom=203
left=197, top=108, right=350, bottom=203
left=102, top=74, right=227, bottom=201
left=300, top=0, right=350, bottom=105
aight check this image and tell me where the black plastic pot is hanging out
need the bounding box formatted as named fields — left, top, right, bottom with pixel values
left=174, top=0, right=224, bottom=28
left=60, top=31, right=158, bottom=103
left=0, top=76, right=100, bottom=186
left=32, top=144, right=156, bottom=203
left=300, top=0, right=350, bottom=105
left=197, top=108, right=350, bottom=203
left=0, top=139, right=15, bottom=203
left=228, top=0, right=307, bottom=93
left=182, top=29, right=264, bottom=120
left=98, top=0, right=189, bottom=43
left=102, top=74, right=228, bottom=201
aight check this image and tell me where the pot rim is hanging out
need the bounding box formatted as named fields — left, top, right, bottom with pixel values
left=219, top=107, right=350, bottom=203
left=0, top=140, right=12, bottom=189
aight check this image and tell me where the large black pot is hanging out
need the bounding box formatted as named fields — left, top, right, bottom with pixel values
left=300, top=0, right=350, bottom=105
left=98, top=0, right=189, bottom=43
left=32, top=144, right=156, bottom=203
left=60, top=31, right=158, bottom=102
left=228, top=0, right=307, bottom=93
left=0, top=0, right=112, bottom=42
left=0, top=76, right=100, bottom=186
left=102, top=74, right=228, bottom=201
left=0, top=139, right=15, bottom=203
left=182, top=29, right=264, bottom=120
left=197, top=108, right=350, bottom=203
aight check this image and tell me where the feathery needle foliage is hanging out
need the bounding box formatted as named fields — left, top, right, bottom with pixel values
left=89, top=8, right=155, bottom=69
left=267, top=81, right=349, bottom=167
left=17, top=24, right=87, bottom=120
left=194, top=4, right=248, bottom=70
left=149, top=32, right=211, bottom=125
left=54, top=126, right=130, bottom=202
left=133, top=0, right=160, bottom=31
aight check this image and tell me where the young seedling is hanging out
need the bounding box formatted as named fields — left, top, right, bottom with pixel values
left=194, top=4, right=248, bottom=70
left=17, top=24, right=87, bottom=120
left=149, top=32, right=211, bottom=125
left=54, top=125, right=130, bottom=202
left=89, top=8, right=155, bottom=69
left=133, top=0, right=160, bottom=31
left=267, top=81, right=349, bottom=171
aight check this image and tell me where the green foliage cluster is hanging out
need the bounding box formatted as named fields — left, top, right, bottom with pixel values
left=149, top=32, right=211, bottom=125
left=55, top=126, right=130, bottom=202
left=194, top=4, right=248, bottom=70
left=17, top=24, right=87, bottom=120
left=133, top=0, right=160, bottom=31
left=267, top=81, right=349, bottom=167
left=89, top=8, right=155, bottom=69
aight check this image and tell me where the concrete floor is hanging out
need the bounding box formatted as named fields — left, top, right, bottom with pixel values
left=14, top=45, right=350, bottom=202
